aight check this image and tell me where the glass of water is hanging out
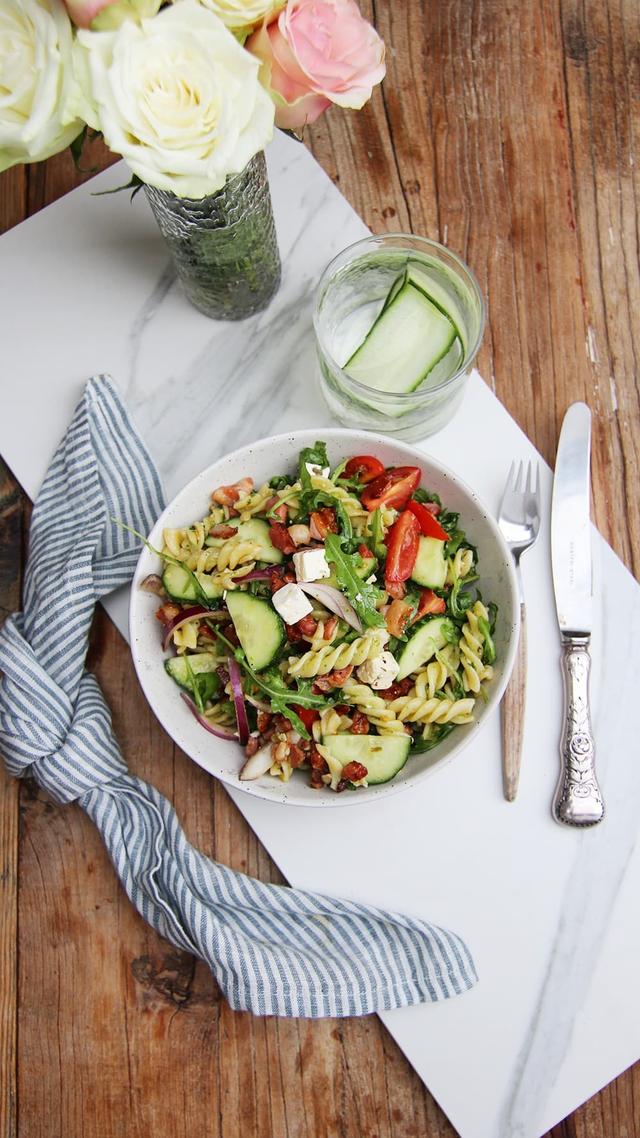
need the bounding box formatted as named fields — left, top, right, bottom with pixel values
left=313, top=234, right=485, bottom=440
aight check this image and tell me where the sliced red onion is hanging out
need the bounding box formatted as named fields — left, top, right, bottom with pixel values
left=180, top=693, right=237, bottom=740
left=298, top=582, right=362, bottom=632
left=239, top=745, right=273, bottom=781
left=227, top=655, right=250, bottom=746
left=162, top=606, right=211, bottom=651
left=232, top=567, right=275, bottom=583
left=245, top=694, right=272, bottom=713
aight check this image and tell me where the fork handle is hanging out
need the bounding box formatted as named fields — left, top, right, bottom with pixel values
left=500, top=604, right=527, bottom=801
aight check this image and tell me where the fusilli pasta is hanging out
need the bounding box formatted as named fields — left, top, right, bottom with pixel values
left=287, top=629, right=388, bottom=678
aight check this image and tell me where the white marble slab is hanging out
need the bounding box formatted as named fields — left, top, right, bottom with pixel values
left=1, top=131, right=639, bottom=1138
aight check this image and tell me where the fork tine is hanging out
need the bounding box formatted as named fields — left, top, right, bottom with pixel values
left=514, top=461, right=524, bottom=493
left=525, top=461, right=532, bottom=497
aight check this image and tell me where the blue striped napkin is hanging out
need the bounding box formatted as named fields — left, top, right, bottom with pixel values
left=0, top=375, right=477, bottom=1017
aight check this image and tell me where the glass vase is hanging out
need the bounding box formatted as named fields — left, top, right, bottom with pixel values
left=144, top=152, right=281, bottom=321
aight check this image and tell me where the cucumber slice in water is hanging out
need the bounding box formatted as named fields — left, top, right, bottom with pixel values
left=406, top=263, right=468, bottom=353
left=345, top=278, right=457, bottom=395
left=321, top=734, right=411, bottom=785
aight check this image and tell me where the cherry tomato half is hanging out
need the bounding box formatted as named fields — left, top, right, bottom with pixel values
left=344, top=455, right=385, bottom=483
left=411, top=588, right=447, bottom=624
left=361, top=466, right=422, bottom=512
left=384, top=510, right=420, bottom=588
left=407, top=499, right=449, bottom=542
left=290, top=706, right=320, bottom=733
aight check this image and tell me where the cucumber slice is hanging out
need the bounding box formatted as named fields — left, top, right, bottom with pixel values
left=162, top=563, right=223, bottom=604
left=322, top=734, right=411, bottom=785
left=165, top=652, right=219, bottom=691
left=205, top=519, right=283, bottom=565
left=344, top=280, right=457, bottom=395
left=410, top=536, right=448, bottom=588
left=407, top=263, right=468, bottom=353
left=226, top=591, right=285, bottom=671
left=396, top=616, right=456, bottom=681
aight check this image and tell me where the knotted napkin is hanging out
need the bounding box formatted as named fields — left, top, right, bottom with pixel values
left=0, top=375, right=477, bottom=1017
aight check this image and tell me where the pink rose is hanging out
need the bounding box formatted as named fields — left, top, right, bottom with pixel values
left=246, top=0, right=385, bottom=130
left=63, top=0, right=161, bottom=30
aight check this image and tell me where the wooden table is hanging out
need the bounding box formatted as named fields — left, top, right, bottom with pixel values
left=1, top=3, right=638, bottom=1135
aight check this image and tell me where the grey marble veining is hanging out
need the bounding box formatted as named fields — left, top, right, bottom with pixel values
left=0, top=129, right=639, bottom=1138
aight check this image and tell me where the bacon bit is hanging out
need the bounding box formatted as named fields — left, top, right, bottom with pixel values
left=309, top=508, right=338, bottom=540
left=312, top=665, right=354, bottom=692
left=334, top=704, right=349, bottom=715
left=335, top=779, right=349, bottom=793
left=341, top=761, right=368, bottom=782
left=256, top=711, right=272, bottom=733
left=385, top=579, right=407, bottom=600
left=269, top=521, right=296, bottom=554
left=309, top=744, right=329, bottom=773
left=349, top=711, right=370, bottom=735
left=244, top=735, right=260, bottom=758
left=273, top=713, right=294, bottom=734
left=381, top=678, right=413, bottom=701
left=310, top=769, right=325, bottom=789
left=385, top=598, right=413, bottom=637
left=323, top=616, right=339, bottom=640
left=270, top=568, right=296, bottom=594
left=296, top=615, right=318, bottom=636
left=209, top=523, right=238, bottom=539
left=288, top=743, right=305, bottom=769
left=211, top=477, right=254, bottom=507
left=223, top=623, right=240, bottom=646
left=141, top=574, right=166, bottom=597
left=155, top=602, right=182, bottom=626
left=421, top=499, right=441, bottom=515
left=286, top=623, right=305, bottom=643
left=198, top=624, right=216, bottom=641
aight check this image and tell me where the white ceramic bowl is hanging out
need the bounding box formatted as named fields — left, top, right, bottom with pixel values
left=129, top=429, right=519, bottom=808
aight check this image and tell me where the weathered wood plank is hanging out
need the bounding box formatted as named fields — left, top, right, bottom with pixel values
left=0, top=459, right=23, bottom=1138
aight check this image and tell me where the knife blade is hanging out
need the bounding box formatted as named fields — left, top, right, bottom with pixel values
left=550, top=402, right=604, bottom=826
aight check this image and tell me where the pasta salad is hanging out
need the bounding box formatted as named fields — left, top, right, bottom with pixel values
left=144, top=443, right=497, bottom=793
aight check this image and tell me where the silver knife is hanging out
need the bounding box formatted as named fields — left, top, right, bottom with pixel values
left=550, top=402, right=604, bottom=826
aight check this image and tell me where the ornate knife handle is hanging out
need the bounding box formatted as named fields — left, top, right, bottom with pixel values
left=553, top=637, right=604, bottom=827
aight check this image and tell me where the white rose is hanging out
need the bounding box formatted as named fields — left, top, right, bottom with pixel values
left=77, top=1, right=275, bottom=197
left=186, top=0, right=284, bottom=32
left=0, top=0, right=84, bottom=174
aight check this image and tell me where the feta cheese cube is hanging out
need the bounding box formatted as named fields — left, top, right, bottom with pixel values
left=305, top=461, right=331, bottom=479
left=356, top=651, right=400, bottom=690
left=272, top=582, right=313, bottom=625
left=293, top=548, right=331, bottom=582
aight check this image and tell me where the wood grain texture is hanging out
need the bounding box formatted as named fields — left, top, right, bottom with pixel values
left=501, top=605, right=527, bottom=802
left=1, top=2, right=638, bottom=1136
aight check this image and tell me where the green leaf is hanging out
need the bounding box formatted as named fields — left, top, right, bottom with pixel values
left=324, top=533, right=385, bottom=629
left=299, top=441, right=330, bottom=491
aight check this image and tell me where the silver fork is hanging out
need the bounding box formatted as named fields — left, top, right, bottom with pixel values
left=498, top=461, right=541, bottom=801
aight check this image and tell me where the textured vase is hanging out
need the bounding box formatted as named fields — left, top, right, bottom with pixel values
left=144, top=152, right=281, bottom=321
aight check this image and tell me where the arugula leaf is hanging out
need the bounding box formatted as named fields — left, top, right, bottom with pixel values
left=212, top=629, right=328, bottom=739
left=300, top=489, right=352, bottom=539
left=449, top=575, right=478, bottom=619
left=324, top=533, right=385, bottom=629
left=409, top=722, right=455, bottom=754
left=269, top=475, right=293, bottom=491
left=111, top=517, right=216, bottom=609
left=412, top=487, right=442, bottom=509
left=369, top=508, right=387, bottom=559
left=299, top=441, right=330, bottom=491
